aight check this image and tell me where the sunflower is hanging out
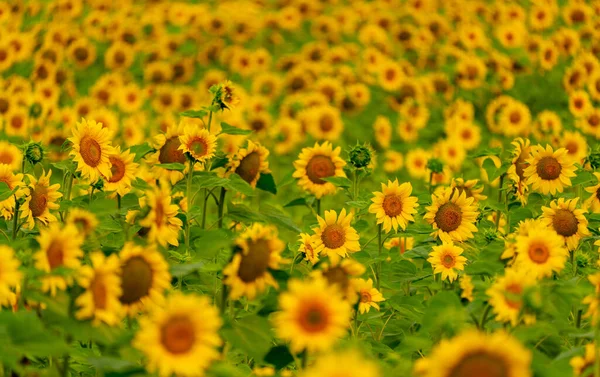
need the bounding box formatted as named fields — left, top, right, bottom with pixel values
left=0, top=164, right=24, bottom=220
left=75, top=252, right=123, bottom=326
left=298, top=232, right=319, bottom=265
left=560, top=130, right=588, bottom=164
left=104, top=146, right=138, bottom=198
left=0, top=140, right=22, bottom=171
left=306, top=105, right=343, bottom=141
left=419, top=330, right=532, bottom=377
left=226, top=140, right=270, bottom=188
left=405, top=148, right=431, bottom=180
left=273, top=276, right=351, bottom=353
left=523, top=144, right=577, bottom=195
left=222, top=223, right=285, bottom=300
left=34, top=224, right=84, bottom=296
left=427, top=242, right=467, bottom=283
left=486, top=268, right=537, bottom=326
left=134, top=292, right=222, bottom=377
left=139, top=182, right=183, bottom=247
left=313, top=258, right=365, bottom=303
left=515, top=224, right=568, bottom=279
left=499, top=100, right=531, bottom=136
left=541, top=197, right=590, bottom=251
left=459, top=275, right=474, bottom=302
left=354, top=278, right=384, bottom=314
left=0, top=245, right=22, bottom=307
left=302, top=350, right=380, bottom=377
left=311, top=208, right=360, bottom=264
left=148, top=122, right=186, bottom=185
left=66, top=207, right=98, bottom=237
left=570, top=343, right=597, bottom=377
left=368, top=179, right=419, bottom=233
left=450, top=178, right=487, bottom=203
left=584, top=273, right=600, bottom=324
left=383, top=151, right=403, bottom=173
left=293, top=141, right=346, bottom=199
left=373, top=116, right=392, bottom=149
left=220, top=80, right=240, bottom=109
left=20, top=170, right=62, bottom=229
left=68, top=118, right=115, bottom=183
left=424, top=188, right=479, bottom=243
left=118, top=242, right=171, bottom=315
left=3, top=108, right=29, bottom=138
left=569, top=90, right=592, bottom=118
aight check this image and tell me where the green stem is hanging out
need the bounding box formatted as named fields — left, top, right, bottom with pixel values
left=428, top=171, right=434, bottom=193
left=11, top=199, right=20, bottom=240
left=353, top=170, right=358, bottom=200
left=201, top=188, right=208, bottom=229
left=117, top=194, right=121, bottom=211
left=479, top=304, right=492, bottom=329
left=376, top=224, right=382, bottom=290
left=207, top=108, right=214, bottom=133
left=495, top=174, right=505, bottom=230
left=316, top=198, right=321, bottom=217
left=217, top=187, right=226, bottom=229
left=220, top=284, right=228, bottom=316
left=185, top=159, right=195, bottom=256
left=300, top=349, right=308, bottom=369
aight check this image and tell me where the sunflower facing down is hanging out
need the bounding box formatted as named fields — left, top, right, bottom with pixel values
left=68, top=118, right=116, bottom=183
left=227, top=140, right=270, bottom=187
left=417, top=330, right=532, bottom=377
left=424, top=188, right=479, bottom=243
left=104, top=146, right=138, bottom=198
left=293, top=141, right=347, bottom=199
left=20, top=170, right=62, bottom=229
left=354, top=278, right=385, bottom=314
left=139, top=182, right=183, bottom=247
left=369, top=179, right=419, bottom=233
left=311, top=208, right=360, bottom=264
left=34, top=224, right=84, bottom=296
left=541, top=197, right=590, bottom=251
left=0, top=164, right=24, bottom=220
left=486, top=268, right=537, bottom=326
left=427, top=242, right=467, bottom=283
left=515, top=224, right=568, bottom=279
left=118, top=242, right=171, bottom=315
left=450, top=178, right=487, bottom=203
left=133, top=293, right=222, bottom=377
left=523, top=144, right=576, bottom=195
left=178, top=125, right=217, bottom=163
left=0, top=245, right=22, bottom=308
left=223, top=223, right=285, bottom=300
left=273, top=276, right=352, bottom=353
left=75, top=252, right=124, bottom=326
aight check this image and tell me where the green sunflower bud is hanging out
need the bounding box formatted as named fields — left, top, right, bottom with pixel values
left=29, top=103, right=42, bottom=119
left=426, top=158, right=444, bottom=174
left=25, top=142, right=44, bottom=165
left=348, top=144, right=372, bottom=169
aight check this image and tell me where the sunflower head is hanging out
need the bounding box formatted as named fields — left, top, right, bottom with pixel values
left=348, top=143, right=372, bottom=169
left=24, top=141, right=44, bottom=165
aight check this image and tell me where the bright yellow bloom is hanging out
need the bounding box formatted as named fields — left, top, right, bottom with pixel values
left=68, top=118, right=116, bottom=182
left=523, top=144, right=576, bottom=195
left=486, top=268, right=537, bottom=326
left=311, top=208, right=360, bottom=264
left=369, top=179, right=419, bottom=233
left=515, top=224, right=568, bottom=279
left=0, top=245, right=22, bottom=307
left=293, top=141, right=346, bottom=199
left=178, top=125, right=217, bottom=163
left=424, top=188, right=479, bottom=243
left=541, top=197, right=590, bottom=251
left=354, top=278, right=384, bottom=314
left=20, top=170, right=62, bottom=229
left=427, top=242, right=467, bottom=282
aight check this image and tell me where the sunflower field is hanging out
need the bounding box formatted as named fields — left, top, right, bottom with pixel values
left=6, top=0, right=600, bottom=377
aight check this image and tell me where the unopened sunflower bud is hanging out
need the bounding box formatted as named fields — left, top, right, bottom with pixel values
left=587, top=150, right=600, bottom=169
left=29, top=103, right=42, bottom=119
left=25, top=142, right=44, bottom=165
left=348, top=144, right=372, bottom=169
left=426, top=158, right=444, bottom=174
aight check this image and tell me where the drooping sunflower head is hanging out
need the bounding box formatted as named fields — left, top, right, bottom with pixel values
left=68, top=118, right=116, bottom=183
left=450, top=178, right=487, bottom=203
left=541, top=197, right=590, bottom=251
left=368, top=179, right=419, bottom=233
left=0, top=140, right=23, bottom=171
left=226, top=140, right=270, bottom=188
left=0, top=164, right=24, bottom=220
left=424, top=187, right=479, bottom=243
left=138, top=182, right=183, bottom=247
left=293, top=141, right=346, bottom=199
left=298, top=232, right=319, bottom=265
left=311, top=208, right=361, bottom=264
left=523, top=144, right=577, bottom=195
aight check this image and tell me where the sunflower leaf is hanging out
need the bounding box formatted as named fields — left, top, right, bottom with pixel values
left=128, top=142, right=155, bottom=162
left=0, top=182, right=17, bottom=202
left=219, top=122, right=252, bottom=136
left=221, top=315, right=273, bottom=361
left=321, top=176, right=352, bottom=188
left=155, top=162, right=186, bottom=171
left=256, top=173, right=277, bottom=194
left=180, top=109, right=208, bottom=119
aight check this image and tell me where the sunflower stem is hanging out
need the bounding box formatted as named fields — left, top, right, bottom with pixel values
left=428, top=171, right=434, bottom=193
left=116, top=194, right=121, bottom=211
left=217, top=187, right=226, bottom=229
left=185, top=159, right=195, bottom=256
left=479, top=304, right=492, bottom=329
left=495, top=174, right=505, bottom=231
left=376, top=224, right=382, bottom=290
left=201, top=188, right=208, bottom=229
left=220, top=284, right=228, bottom=316
left=300, top=349, right=308, bottom=369
left=11, top=199, right=19, bottom=240
left=315, top=198, right=321, bottom=217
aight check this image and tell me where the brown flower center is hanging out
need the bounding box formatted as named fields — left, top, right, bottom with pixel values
left=11, top=115, right=23, bottom=129
left=119, top=257, right=153, bottom=304
left=435, top=202, right=463, bottom=232
left=161, top=315, right=196, bottom=354
left=536, top=156, right=562, bottom=180
left=552, top=208, right=578, bottom=237
left=235, top=151, right=261, bottom=184
left=158, top=137, right=186, bottom=164
left=509, top=111, right=521, bottom=124
left=0, top=152, right=13, bottom=165
left=319, top=114, right=334, bottom=132
left=382, top=194, right=403, bottom=217
left=449, top=352, right=508, bottom=377
left=108, top=156, right=125, bottom=183
left=441, top=253, right=455, bottom=268
left=321, top=224, right=345, bottom=249
left=80, top=136, right=102, bottom=167
left=322, top=266, right=350, bottom=294
left=74, top=47, right=89, bottom=61
left=306, top=155, right=335, bottom=184
left=91, top=275, right=107, bottom=309
left=46, top=239, right=65, bottom=270
left=298, top=302, right=329, bottom=333
left=237, top=239, right=271, bottom=283
left=528, top=242, right=550, bottom=264
left=29, top=185, right=48, bottom=217
left=189, top=137, right=208, bottom=157
left=360, top=291, right=372, bottom=303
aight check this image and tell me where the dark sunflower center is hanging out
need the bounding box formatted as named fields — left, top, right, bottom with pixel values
left=80, top=136, right=102, bottom=167
left=509, top=111, right=521, bottom=124
left=161, top=315, right=196, bottom=354
left=74, top=47, right=89, bottom=61
left=360, top=291, right=372, bottom=303
left=552, top=208, right=578, bottom=237
left=319, top=114, right=334, bottom=132
left=298, top=303, right=329, bottom=333
left=321, top=224, right=345, bottom=249
left=119, top=257, right=153, bottom=304
left=382, top=194, right=403, bottom=217
left=73, top=217, right=92, bottom=233
left=322, top=266, right=350, bottom=294
left=30, top=185, right=48, bottom=217
left=250, top=119, right=266, bottom=131
left=11, top=116, right=23, bottom=129
left=449, top=352, right=508, bottom=377
left=0, top=152, right=13, bottom=164
left=528, top=242, right=550, bottom=264
left=91, top=276, right=107, bottom=309
left=46, top=240, right=65, bottom=270
left=158, top=137, right=186, bottom=164
left=536, top=156, right=562, bottom=180
left=108, top=157, right=126, bottom=183
left=235, top=151, right=261, bottom=184
left=237, top=239, right=271, bottom=283
left=114, top=51, right=126, bottom=64
left=306, top=155, right=335, bottom=184
left=434, top=202, right=463, bottom=232
left=442, top=253, right=455, bottom=268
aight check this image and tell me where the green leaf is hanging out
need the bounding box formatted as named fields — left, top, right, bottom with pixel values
left=170, top=262, right=205, bottom=277
left=227, top=203, right=263, bottom=223
left=256, top=173, right=277, bottom=194
left=260, top=204, right=301, bottom=233
left=468, top=147, right=502, bottom=158
left=156, top=163, right=186, bottom=171
left=0, top=181, right=17, bottom=202
left=192, top=228, right=234, bottom=259
left=221, top=315, right=273, bottom=361
left=87, top=358, right=141, bottom=373
left=192, top=172, right=229, bottom=190
left=210, top=155, right=229, bottom=170
left=264, top=345, right=295, bottom=370
left=180, top=109, right=208, bottom=119
left=225, top=174, right=254, bottom=196
left=321, top=176, right=352, bottom=188
left=128, top=143, right=155, bottom=162
left=219, top=122, right=252, bottom=136
left=51, top=160, right=76, bottom=174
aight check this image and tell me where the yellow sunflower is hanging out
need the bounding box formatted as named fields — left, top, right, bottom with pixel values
left=0, top=245, right=22, bottom=307
left=298, top=232, right=319, bottom=265
left=0, top=140, right=22, bottom=171
left=75, top=252, right=124, bottom=326
left=20, top=169, right=62, bottom=229
left=311, top=208, right=360, bottom=264
left=560, top=130, right=588, bottom=164
left=68, top=118, right=115, bottom=183
left=570, top=343, right=597, bottom=377
left=0, top=164, right=24, bottom=220
left=148, top=122, right=187, bottom=185
left=292, top=141, right=346, bottom=199
left=541, top=197, right=590, bottom=251
left=524, top=144, right=576, bottom=195
left=133, top=292, right=222, bottom=377
left=301, top=350, right=380, bottom=377
left=424, top=188, right=479, bottom=243
left=354, top=278, right=384, bottom=314
left=585, top=172, right=600, bottom=213
left=226, top=140, right=270, bottom=187
left=427, top=242, right=467, bottom=283
left=369, top=179, right=419, bottom=233
left=507, top=138, right=531, bottom=204
left=104, top=146, right=138, bottom=198
left=418, top=330, right=532, bottom=377
left=139, top=182, right=183, bottom=247
left=515, top=224, right=568, bottom=279
left=583, top=273, right=600, bottom=324
left=459, top=275, right=474, bottom=302
left=313, top=259, right=365, bottom=303
left=384, top=236, right=414, bottom=255
left=178, top=125, right=217, bottom=163
left=118, top=242, right=171, bottom=315
left=65, top=208, right=98, bottom=237
left=220, top=80, right=241, bottom=109
left=273, top=276, right=351, bottom=353
left=450, top=178, right=487, bottom=203
left=222, top=223, right=285, bottom=300
left=34, top=224, right=84, bottom=296
left=486, top=268, right=537, bottom=326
